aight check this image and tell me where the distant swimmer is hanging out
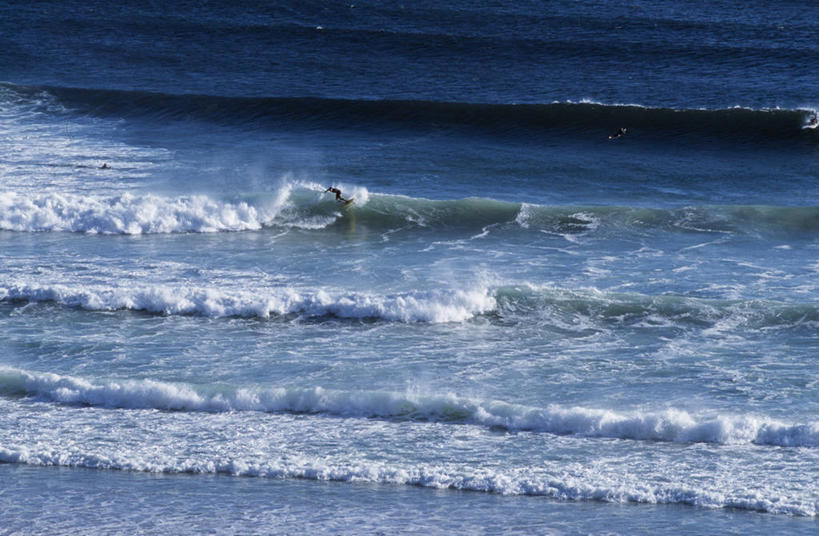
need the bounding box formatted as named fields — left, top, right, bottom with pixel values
left=99, top=163, right=110, bottom=169
left=608, top=127, right=627, bottom=140
left=324, top=186, right=353, bottom=205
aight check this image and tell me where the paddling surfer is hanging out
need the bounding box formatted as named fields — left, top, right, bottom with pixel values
left=608, top=127, right=627, bottom=140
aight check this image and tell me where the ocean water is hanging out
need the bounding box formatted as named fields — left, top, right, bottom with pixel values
left=1, top=1, right=818, bottom=534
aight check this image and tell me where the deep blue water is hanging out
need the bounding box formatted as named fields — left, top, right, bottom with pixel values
left=1, top=1, right=818, bottom=534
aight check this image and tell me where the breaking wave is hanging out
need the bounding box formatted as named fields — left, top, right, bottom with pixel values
left=1, top=281, right=816, bottom=331
left=0, top=283, right=495, bottom=323
left=1, top=368, right=816, bottom=449
left=1, top=188, right=817, bottom=237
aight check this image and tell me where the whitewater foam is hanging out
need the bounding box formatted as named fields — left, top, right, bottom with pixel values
left=0, top=191, right=265, bottom=234
left=4, top=279, right=818, bottom=330
left=3, top=186, right=819, bottom=238
left=0, top=283, right=495, bottom=323
left=0, top=444, right=812, bottom=516
left=2, top=368, right=816, bottom=448
left=0, top=178, right=380, bottom=234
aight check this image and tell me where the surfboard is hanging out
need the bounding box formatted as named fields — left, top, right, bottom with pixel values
left=343, top=198, right=354, bottom=206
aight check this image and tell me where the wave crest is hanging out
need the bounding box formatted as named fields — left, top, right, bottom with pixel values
left=2, top=189, right=818, bottom=237
left=2, top=281, right=817, bottom=330
left=2, top=368, right=816, bottom=448
left=0, top=283, right=495, bottom=323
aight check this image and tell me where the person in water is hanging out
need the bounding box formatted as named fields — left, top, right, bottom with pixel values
left=100, top=163, right=110, bottom=169
left=325, top=186, right=350, bottom=203
left=608, top=127, right=627, bottom=140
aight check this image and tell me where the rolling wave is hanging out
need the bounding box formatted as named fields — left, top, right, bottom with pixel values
left=2, top=82, right=817, bottom=144
left=0, top=282, right=495, bottom=323
left=1, top=280, right=817, bottom=330
left=1, top=188, right=818, bottom=236
left=1, top=367, right=816, bottom=449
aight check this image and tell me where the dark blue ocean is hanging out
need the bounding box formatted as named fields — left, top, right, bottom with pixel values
left=1, top=1, right=818, bottom=534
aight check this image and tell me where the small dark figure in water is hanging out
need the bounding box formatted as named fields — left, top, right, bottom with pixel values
left=608, top=127, right=627, bottom=140
left=809, top=114, right=818, bottom=127
left=100, top=163, right=110, bottom=169
left=325, top=186, right=350, bottom=203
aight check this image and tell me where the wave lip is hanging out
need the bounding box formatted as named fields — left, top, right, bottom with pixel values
left=0, top=283, right=496, bottom=323
left=2, top=368, right=816, bottom=448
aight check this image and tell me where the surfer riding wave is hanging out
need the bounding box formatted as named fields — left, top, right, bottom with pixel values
left=325, top=186, right=353, bottom=205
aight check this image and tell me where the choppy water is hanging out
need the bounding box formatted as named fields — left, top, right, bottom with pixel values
left=1, top=1, right=817, bottom=534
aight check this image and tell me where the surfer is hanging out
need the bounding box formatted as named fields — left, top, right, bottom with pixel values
left=809, top=114, right=818, bottom=127
left=99, top=163, right=110, bottom=169
left=608, top=127, right=627, bottom=140
left=324, top=186, right=351, bottom=203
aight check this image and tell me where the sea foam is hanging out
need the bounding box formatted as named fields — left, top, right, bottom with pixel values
left=2, top=368, right=816, bottom=448
left=4, top=281, right=818, bottom=329
left=0, top=191, right=266, bottom=234
left=0, top=444, right=812, bottom=516
left=0, top=283, right=495, bottom=323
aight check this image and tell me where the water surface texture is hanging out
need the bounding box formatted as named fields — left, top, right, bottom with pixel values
left=1, top=1, right=817, bottom=534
